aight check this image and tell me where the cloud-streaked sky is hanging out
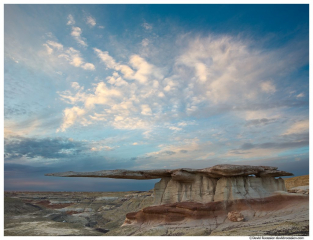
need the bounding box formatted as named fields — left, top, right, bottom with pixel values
left=4, top=4, right=309, bottom=191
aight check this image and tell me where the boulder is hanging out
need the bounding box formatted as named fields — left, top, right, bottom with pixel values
left=227, top=211, right=244, bottom=222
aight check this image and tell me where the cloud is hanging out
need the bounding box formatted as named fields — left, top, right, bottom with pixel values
left=67, top=14, right=75, bottom=25
left=58, top=82, right=134, bottom=131
left=4, top=119, right=41, bottom=138
left=58, top=106, right=86, bottom=132
left=43, top=43, right=53, bottom=54
left=4, top=136, right=86, bottom=160
left=81, top=63, right=95, bottom=70
left=141, top=104, right=152, bottom=115
left=59, top=85, right=151, bottom=129
left=57, top=46, right=95, bottom=70
left=260, top=81, right=276, bottom=93
left=129, top=55, right=153, bottom=84
left=169, top=126, right=182, bottom=131
left=71, top=27, right=87, bottom=47
left=245, top=118, right=277, bottom=127
left=142, top=21, right=152, bottom=30
left=296, top=93, right=304, bottom=98
left=140, top=138, right=202, bottom=160
left=93, top=48, right=117, bottom=68
left=59, top=47, right=83, bottom=67
left=94, top=48, right=158, bottom=84
left=238, top=140, right=309, bottom=150
left=141, top=38, right=149, bottom=47
left=46, top=40, right=64, bottom=51
left=227, top=135, right=309, bottom=159
left=175, top=35, right=306, bottom=108
left=106, top=72, right=128, bottom=86
left=283, top=119, right=309, bottom=135
left=91, top=146, right=114, bottom=151
left=86, top=16, right=96, bottom=27
left=57, top=34, right=307, bottom=135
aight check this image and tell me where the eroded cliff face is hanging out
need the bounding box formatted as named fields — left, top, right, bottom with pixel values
left=153, top=175, right=286, bottom=205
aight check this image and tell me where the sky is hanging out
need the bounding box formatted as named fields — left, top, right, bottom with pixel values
left=4, top=4, right=309, bottom=192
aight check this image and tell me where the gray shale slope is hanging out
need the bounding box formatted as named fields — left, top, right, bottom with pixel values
left=4, top=191, right=154, bottom=236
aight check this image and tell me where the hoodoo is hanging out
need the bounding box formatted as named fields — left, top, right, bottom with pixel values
left=45, top=164, right=293, bottom=204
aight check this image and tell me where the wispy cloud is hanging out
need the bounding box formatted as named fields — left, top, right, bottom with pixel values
left=43, top=40, right=95, bottom=71
left=46, top=40, right=64, bottom=50
left=141, top=38, right=149, bottom=47
left=58, top=47, right=95, bottom=70
left=283, top=119, right=309, bottom=135
left=261, top=81, right=276, bottom=93
left=43, top=43, right=53, bottom=54
left=296, top=93, right=305, bottom=98
left=94, top=48, right=160, bottom=84
left=175, top=35, right=296, bottom=106
left=71, top=27, right=88, bottom=47
left=142, top=21, right=152, bottom=30
left=86, top=16, right=96, bottom=27
left=67, top=14, right=75, bottom=25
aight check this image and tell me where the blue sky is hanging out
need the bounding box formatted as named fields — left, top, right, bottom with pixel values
left=4, top=4, right=309, bottom=191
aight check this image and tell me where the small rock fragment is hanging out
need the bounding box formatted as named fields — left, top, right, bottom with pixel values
left=227, top=211, right=244, bottom=222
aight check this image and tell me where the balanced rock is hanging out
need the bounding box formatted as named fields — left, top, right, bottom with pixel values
left=45, top=164, right=292, bottom=204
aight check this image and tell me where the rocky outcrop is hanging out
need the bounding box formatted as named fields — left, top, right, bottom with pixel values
left=46, top=164, right=292, bottom=204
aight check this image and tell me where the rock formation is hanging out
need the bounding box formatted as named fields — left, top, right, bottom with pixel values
left=46, top=164, right=292, bottom=205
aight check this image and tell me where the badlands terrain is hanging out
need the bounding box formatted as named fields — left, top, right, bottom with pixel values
left=4, top=174, right=309, bottom=236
